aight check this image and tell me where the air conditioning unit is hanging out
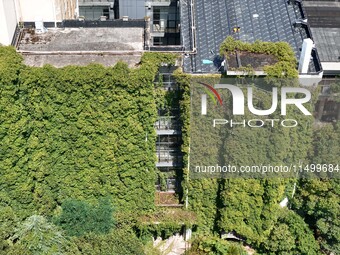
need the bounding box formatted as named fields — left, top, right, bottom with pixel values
left=35, top=17, right=47, bottom=33
left=122, top=16, right=129, bottom=21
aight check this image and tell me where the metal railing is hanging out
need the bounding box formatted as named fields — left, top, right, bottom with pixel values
left=152, top=19, right=166, bottom=32
left=154, top=116, right=180, bottom=130
left=156, top=142, right=181, bottom=150
left=11, top=25, right=23, bottom=49
left=155, top=178, right=177, bottom=192
left=156, top=149, right=183, bottom=163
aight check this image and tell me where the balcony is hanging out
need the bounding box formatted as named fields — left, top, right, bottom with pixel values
left=156, top=149, right=183, bottom=167
left=155, top=177, right=177, bottom=191
left=155, top=116, right=181, bottom=135
left=155, top=192, right=182, bottom=207
left=151, top=19, right=180, bottom=37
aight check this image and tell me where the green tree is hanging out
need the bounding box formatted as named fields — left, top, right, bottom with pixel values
left=73, top=227, right=145, bottom=255
left=188, top=236, right=247, bottom=255
left=262, top=209, right=320, bottom=255
left=9, top=215, right=79, bottom=255
left=0, top=206, right=17, bottom=252
left=55, top=198, right=114, bottom=236
left=293, top=179, right=340, bottom=254
left=292, top=123, right=340, bottom=253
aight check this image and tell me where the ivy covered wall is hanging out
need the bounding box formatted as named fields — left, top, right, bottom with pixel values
left=0, top=47, right=177, bottom=218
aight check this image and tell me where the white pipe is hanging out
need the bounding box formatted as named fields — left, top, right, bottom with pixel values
left=76, top=0, right=79, bottom=18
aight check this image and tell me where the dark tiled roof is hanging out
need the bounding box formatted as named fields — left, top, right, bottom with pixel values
left=181, top=0, right=321, bottom=74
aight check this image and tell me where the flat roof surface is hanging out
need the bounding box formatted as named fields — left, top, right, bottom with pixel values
left=304, top=1, right=340, bottom=28
left=311, top=27, right=340, bottom=62
left=303, top=1, right=340, bottom=64
left=18, top=27, right=143, bottom=67
left=19, top=27, right=144, bottom=51
left=182, top=0, right=317, bottom=73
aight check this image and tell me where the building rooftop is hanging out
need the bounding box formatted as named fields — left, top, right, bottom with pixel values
left=304, top=1, right=340, bottom=28
left=310, top=27, right=340, bottom=63
left=304, top=1, right=340, bottom=63
left=226, top=51, right=278, bottom=71
left=18, top=27, right=144, bottom=67
left=182, top=0, right=321, bottom=74
left=303, top=1, right=340, bottom=74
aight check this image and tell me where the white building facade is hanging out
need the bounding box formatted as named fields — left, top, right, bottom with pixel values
left=0, top=0, right=17, bottom=45
left=0, top=0, right=77, bottom=46
left=17, top=0, right=77, bottom=23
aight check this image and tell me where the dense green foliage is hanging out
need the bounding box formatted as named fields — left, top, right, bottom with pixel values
left=188, top=236, right=247, bottom=255
left=0, top=47, right=176, bottom=216
left=10, top=215, right=79, bottom=255
left=136, top=208, right=196, bottom=242
left=73, top=227, right=146, bottom=255
left=1, top=61, right=155, bottom=217
left=220, top=36, right=298, bottom=77
left=330, top=78, right=340, bottom=100
left=0, top=212, right=145, bottom=255
left=187, top=75, right=314, bottom=239
left=0, top=46, right=177, bottom=254
left=294, top=178, right=340, bottom=254
left=183, top=38, right=335, bottom=252
left=261, top=209, right=320, bottom=254
left=293, top=123, right=340, bottom=254
left=173, top=69, right=192, bottom=201
left=0, top=40, right=338, bottom=255
left=0, top=206, right=17, bottom=252
left=55, top=198, right=114, bottom=236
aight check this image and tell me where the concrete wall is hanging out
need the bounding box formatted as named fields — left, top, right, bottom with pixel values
left=0, top=0, right=17, bottom=45
left=119, top=0, right=145, bottom=19
left=17, top=0, right=76, bottom=22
